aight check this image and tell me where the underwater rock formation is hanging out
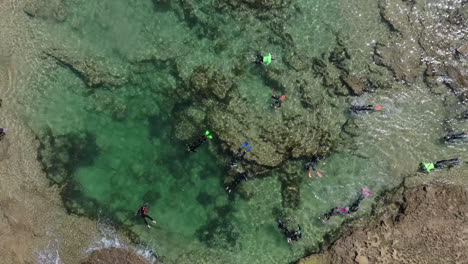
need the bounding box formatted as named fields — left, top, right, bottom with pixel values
left=44, top=48, right=129, bottom=88
left=195, top=205, right=240, bottom=249
left=37, top=128, right=99, bottom=186
left=82, top=248, right=149, bottom=264
left=23, top=0, right=67, bottom=22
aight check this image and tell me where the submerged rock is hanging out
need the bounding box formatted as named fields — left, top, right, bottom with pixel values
left=457, top=43, right=468, bottom=57
left=37, top=128, right=99, bottom=186
left=23, top=0, right=67, bottom=22
left=82, top=248, right=149, bottom=264
left=44, top=48, right=129, bottom=88
left=341, top=76, right=364, bottom=96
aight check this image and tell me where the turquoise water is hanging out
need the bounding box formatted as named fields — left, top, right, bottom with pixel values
left=15, top=0, right=468, bottom=263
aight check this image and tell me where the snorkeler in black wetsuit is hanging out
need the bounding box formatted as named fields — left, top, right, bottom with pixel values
left=350, top=104, right=382, bottom=113
left=186, top=131, right=213, bottom=152
left=321, top=188, right=372, bottom=220
left=225, top=172, right=248, bottom=193
left=227, top=142, right=253, bottom=169
left=305, top=156, right=324, bottom=178
left=0, top=128, right=7, bottom=140
left=444, top=132, right=467, bottom=143
left=288, top=226, right=302, bottom=242
left=277, top=220, right=302, bottom=243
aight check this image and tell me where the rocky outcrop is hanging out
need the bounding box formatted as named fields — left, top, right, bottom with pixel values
left=44, top=48, right=129, bottom=88
left=298, top=184, right=468, bottom=264
left=373, top=0, right=468, bottom=102
left=82, top=248, right=149, bottom=264
left=23, top=0, right=67, bottom=22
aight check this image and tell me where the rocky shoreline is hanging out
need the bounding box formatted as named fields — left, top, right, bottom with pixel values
left=298, top=170, right=468, bottom=264
left=0, top=0, right=467, bottom=263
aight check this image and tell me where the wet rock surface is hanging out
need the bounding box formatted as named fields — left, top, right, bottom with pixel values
left=82, top=248, right=149, bottom=264
left=299, top=184, right=468, bottom=264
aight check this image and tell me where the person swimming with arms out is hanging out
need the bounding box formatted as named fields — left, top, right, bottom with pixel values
left=136, top=203, right=157, bottom=229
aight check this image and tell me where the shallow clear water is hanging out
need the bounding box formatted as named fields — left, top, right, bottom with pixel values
left=13, top=0, right=468, bottom=263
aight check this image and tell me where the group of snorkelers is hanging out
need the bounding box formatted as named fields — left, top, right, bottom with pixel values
left=135, top=54, right=467, bottom=244
left=347, top=103, right=465, bottom=173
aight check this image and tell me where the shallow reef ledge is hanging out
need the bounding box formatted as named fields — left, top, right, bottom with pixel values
left=298, top=171, right=468, bottom=264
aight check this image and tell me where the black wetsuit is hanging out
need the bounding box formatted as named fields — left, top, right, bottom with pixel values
left=0, top=128, right=6, bottom=139
left=137, top=205, right=155, bottom=226
left=305, top=156, right=319, bottom=171
left=227, top=148, right=247, bottom=169
left=186, top=135, right=208, bottom=152
left=255, top=54, right=264, bottom=65
left=288, top=226, right=302, bottom=242
left=350, top=105, right=375, bottom=113
left=322, top=207, right=340, bottom=220
left=225, top=173, right=248, bottom=193
left=444, top=132, right=467, bottom=143
left=348, top=193, right=366, bottom=213
left=277, top=220, right=290, bottom=235
left=434, top=158, right=460, bottom=169
left=271, top=95, right=282, bottom=108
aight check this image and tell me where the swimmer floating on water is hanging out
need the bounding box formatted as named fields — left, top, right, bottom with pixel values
left=321, top=188, right=372, bottom=221
left=271, top=90, right=286, bottom=109
left=253, top=52, right=275, bottom=65
left=444, top=132, right=467, bottom=143
left=350, top=104, right=382, bottom=113
left=277, top=220, right=302, bottom=243
left=305, top=156, right=324, bottom=179
left=420, top=158, right=460, bottom=173
left=136, top=203, right=157, bottom=229
left=186, top=130, right=213, bottom=153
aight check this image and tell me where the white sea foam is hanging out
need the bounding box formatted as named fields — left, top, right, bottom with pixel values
left=35, top=239, right=63, bottom=264
left=35, top=218, right=158, bottom=264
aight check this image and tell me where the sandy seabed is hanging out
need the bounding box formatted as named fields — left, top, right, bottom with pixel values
left=0, top=1, right=99, bottom=263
